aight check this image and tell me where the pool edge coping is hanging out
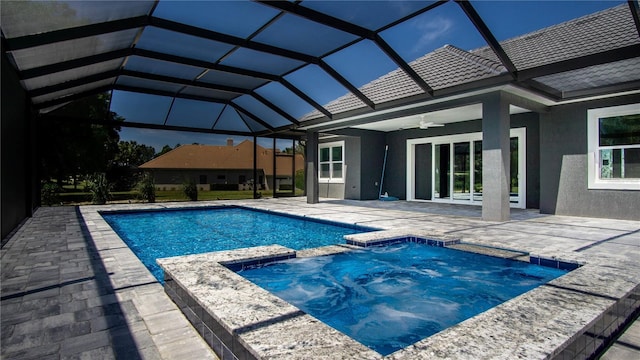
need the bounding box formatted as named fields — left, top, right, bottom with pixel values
left=79, top=200, right=640, bottom=360
left=156, top=230, right=639, bottom=360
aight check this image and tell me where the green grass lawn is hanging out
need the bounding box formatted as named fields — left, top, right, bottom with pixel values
left=55, top=189, right=303, bottom=205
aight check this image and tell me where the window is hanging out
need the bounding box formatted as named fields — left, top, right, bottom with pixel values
left=588, top=104, right=640, bottom=190
left=319, top=141, right=344, bottom=182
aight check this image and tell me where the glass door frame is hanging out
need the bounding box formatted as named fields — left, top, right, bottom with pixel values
left=406, top=128, right=526, bottom=208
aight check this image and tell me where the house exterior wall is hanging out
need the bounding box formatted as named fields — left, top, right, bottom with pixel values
left=319, top=112, right=540, bottom=204
left=539, top=94, right=640, bottom=220
left=151, top=169, right=266, bottom=190
left=359, top=130, right=387, bottom=200
left=319, top=129, right=386, bottom=200
left=414, top=143, right=432, bottom=200
left=383, top=112, right=540, bottom=207
left=344, top=136, right=360, bottom=199
left=2, top=53, right=36, bottom=240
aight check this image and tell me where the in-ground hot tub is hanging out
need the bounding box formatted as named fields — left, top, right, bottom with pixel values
left=158, top=229, right=640, bottom=360
left=238, top=241, right=568, bottom=355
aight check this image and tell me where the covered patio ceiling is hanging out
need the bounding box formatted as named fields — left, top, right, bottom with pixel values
left=2, top=0, right=640, bottom=139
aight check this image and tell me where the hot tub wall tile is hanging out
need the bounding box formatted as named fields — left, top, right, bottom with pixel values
left=160, top=246, right=383, bottom=359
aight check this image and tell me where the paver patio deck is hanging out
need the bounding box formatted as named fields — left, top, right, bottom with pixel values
left=1, top=198, right=638, bottom=359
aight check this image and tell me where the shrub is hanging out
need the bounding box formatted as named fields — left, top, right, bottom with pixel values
left=183, top=179, right=198, bottom=201
left=86, top=173, right=111, bottom=205
left=136, top=173, right=156, bottom=203
left=41, top=182, right=61, bottom=206
left=295, top=169, right=305, bottom=192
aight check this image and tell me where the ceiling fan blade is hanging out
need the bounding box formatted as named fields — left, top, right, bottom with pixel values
left=419, top=120, right=444, bottom=129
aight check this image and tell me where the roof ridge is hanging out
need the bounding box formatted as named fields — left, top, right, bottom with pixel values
left=442, top=44, right=506, bottom=75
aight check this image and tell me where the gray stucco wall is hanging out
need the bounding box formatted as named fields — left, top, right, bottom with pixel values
left=2, top=53, right=36, bottom=240
left=344, top=136, right=361, bottom=199
left=358, top=130, right=387, bottom=200
left=319, top=129, right=386, bottom=200
left=539, top=94, right=640, bottom=220
left=415, top=144, right=432, bottom=200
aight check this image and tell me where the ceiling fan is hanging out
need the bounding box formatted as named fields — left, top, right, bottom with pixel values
left=418, top=115, right=444, bottom=129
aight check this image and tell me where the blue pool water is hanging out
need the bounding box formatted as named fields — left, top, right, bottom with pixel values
left=101, top=206, right=374, bottom=281
left=239, top=242, right=568, bottom=356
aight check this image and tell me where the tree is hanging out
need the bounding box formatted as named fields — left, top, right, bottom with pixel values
left=155, top=145, right=174, bottom=158
left=108, top=141, right=156, bottom=191
left=86, top=173, right=111, bottom=205
left=39, top=93, right=121, bottom=187
left=136, top=173, right=156, bottom=203
left=113, top=141, right=155, bottom=168
left=283, top=140, right=306, bottom=156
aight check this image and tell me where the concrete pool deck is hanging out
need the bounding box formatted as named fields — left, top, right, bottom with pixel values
left=1, top=197, right=639, bottom=359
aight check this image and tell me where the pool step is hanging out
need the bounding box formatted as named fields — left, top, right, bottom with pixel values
left=447, top=243, right=530, bottom=262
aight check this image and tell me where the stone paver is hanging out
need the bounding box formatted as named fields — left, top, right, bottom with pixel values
left=1, top=206, right=216, bottom=360
left=1, top=199, right=639, bottom=359
left=600, top=315, right=640, bottom=360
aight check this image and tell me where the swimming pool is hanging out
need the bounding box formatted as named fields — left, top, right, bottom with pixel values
left=100, top=206, right=375, bottom=281
left=239, top=241, right=568, bottom=355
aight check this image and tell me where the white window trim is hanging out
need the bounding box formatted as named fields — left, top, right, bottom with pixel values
left=319, top=141, right=345, bottom=184
left=587, top=104, right=640, bottom=190
left=406, top=128, right=526, bottom=209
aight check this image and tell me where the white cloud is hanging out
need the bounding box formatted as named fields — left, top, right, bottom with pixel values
left=411, top=16, right=453, bottom=54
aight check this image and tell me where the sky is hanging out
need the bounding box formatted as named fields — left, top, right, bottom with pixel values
left=119, top=127, right=295, bottom=152
left=113, top=0, right=624, bottom=152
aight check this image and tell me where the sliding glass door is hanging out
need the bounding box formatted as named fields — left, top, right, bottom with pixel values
left=473, top=140, right=483, bottom=202
left=453, top=142, right=471, bottom=201
left=407, top=128, right=526, bottom=208
left=434, top=144, right=449, bottom=199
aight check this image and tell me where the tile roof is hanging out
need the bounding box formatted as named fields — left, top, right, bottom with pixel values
left=139, top=140, right=304, bottom=176
left=411, top=45, right=506, bottom=90
left=317, top=66, right=429, bottom=119
left=301, top=45, right=506, bottom=121
left=300, top=4, right=638, bottom=122
left=472, top=4, right=639, bottom=70
left=535, top=57, right=640, bottom=94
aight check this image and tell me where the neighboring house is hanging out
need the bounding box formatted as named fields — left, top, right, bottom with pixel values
left=139, top=139, right=304, bottom=192
left=303, top=4, right=640, bottom=221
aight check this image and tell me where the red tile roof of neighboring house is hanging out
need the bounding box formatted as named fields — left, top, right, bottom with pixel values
left=139, top=140, right=304, bottom=177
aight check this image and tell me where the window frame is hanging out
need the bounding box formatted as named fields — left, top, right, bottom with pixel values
left=318, top=141, right=345, bottom=183
left=587, top=103, right=640, bottom=190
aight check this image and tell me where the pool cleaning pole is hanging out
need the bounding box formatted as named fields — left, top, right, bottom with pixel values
left=379, top=145, right=388, bottom=199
